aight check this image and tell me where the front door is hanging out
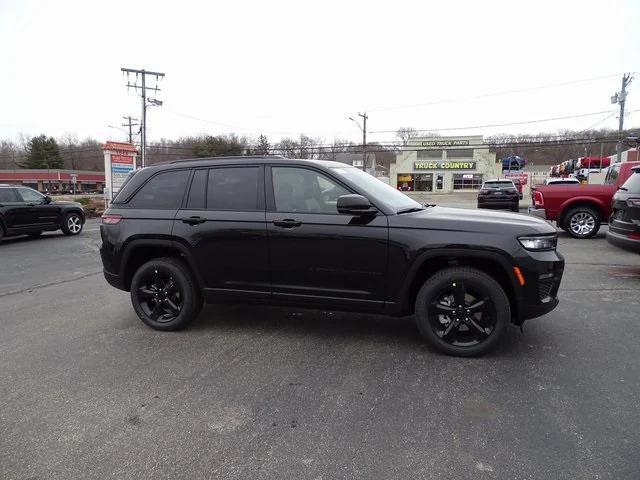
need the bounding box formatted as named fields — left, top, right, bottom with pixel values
left=172, top=165, right=270, bottom=301
left=15, top=187, right=61, bottom=228
left=265, top=165, right=388, bottom=310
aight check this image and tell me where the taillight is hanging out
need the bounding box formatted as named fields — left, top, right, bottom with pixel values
left=627, top=198, right=640, bottom=207
left=102, top=214, right=122, bottom=224
left=533, top=190, right=544, bottom=207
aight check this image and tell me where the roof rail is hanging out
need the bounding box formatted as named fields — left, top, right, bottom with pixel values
left=165, top=154, right=287, bottom=165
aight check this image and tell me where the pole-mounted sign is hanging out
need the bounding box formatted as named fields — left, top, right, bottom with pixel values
left=102, top=141, right=138, bottom=205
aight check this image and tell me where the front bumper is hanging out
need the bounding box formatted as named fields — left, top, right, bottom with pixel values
left=606, top=230, right=640, bottom=253
left=515, top=249, right=565, bottom=323
left=103, top=269, right=125, bottom=290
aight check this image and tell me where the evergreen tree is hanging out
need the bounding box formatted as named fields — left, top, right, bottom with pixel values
left=256, top=134, right=270, bottom=155
left=21, top=135, right=64, bottom=169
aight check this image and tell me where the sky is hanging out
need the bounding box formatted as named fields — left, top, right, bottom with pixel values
left=0, top=0, right=639, bottom=146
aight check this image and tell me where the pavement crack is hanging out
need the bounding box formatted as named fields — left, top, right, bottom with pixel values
left=0, top=270, right=103, bottom=298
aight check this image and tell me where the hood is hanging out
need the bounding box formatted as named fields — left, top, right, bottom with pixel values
left=394, top=206, right=556, bottom=236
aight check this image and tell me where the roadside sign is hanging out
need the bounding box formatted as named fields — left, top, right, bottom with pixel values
left=110, top=154, right=134, bottom=197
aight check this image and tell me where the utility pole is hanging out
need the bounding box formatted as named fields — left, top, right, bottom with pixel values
left=121, top=67, right=165, bottom=168
left=349, top=112, right=368, bottom=171
left=122, top=116, right=139, bottom=144
left=611, top=73, right=633, bottom=163
left=359, top=112, right=368, bottom=171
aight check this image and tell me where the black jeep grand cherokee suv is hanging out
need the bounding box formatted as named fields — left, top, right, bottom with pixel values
left=0, top=185, right=85, bottom=242
left=100, top=156, right=564, bottom=356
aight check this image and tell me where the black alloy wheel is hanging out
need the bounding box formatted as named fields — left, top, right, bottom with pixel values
left=130, top=257, right=202, bottom=331
left=137, top=269, right=183, bottom=323
left=415, top=267, right=510, bottom=356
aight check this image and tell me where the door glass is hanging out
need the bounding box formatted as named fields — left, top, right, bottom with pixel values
left=207, top=167, right=259, bottom=211
left=272, top=167, right=350, bottom=214
left=0, top=188, right=19, bottom=203
left=128, top=170, right=190, bottom=209
left=186, top=169, right=207, bottom=209
left=17, top=188, right=44, bottom=203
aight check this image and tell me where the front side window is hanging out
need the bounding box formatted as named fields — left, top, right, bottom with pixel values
left=128, top=170, right=190, bottom=209
left=605, top=165, right=620, bottom=185
left=272, top=167, right=349, bottom=214
left=17, top=188, right=45, bottom=203
left=207, top=167, right=259, bottom=211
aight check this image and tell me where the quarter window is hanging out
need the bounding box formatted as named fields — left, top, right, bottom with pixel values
left=128, top=170, right=190, bottom=209
left=272, top=167, right=350, bottom=214
left=207, top=167, right=260, bottom=211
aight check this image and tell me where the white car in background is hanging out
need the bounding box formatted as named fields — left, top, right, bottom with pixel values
left=543, top=177, right=581, bottom=185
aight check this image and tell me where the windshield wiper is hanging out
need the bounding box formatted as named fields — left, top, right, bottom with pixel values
left=397, top=207, right=425, bottom=214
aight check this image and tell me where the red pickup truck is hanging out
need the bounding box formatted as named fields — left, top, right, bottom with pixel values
left=529, top=161, right=640, bottom=238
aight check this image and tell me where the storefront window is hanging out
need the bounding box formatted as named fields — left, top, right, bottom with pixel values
left=417, top=150, right=443, bottom=159
left=397, top=174, right=414, bottom=191
left=414, top=173, right=433, bottom=192
left=446, top=149, right=474, bottom=159
left=453, top=173, right=483, bottom=190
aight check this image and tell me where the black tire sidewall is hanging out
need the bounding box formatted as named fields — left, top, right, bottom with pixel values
left=415, top=267, right=510, bottom=357
left=130, top=257, right=202, bottom=331
left=564, top=207, right=601, bottom=239
left=62, top=212, right=83, bottom=236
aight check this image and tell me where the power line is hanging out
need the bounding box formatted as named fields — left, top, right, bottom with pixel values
left=366, top=73, right=631, bottom=113
left=369, top=110, right=632, bottom=134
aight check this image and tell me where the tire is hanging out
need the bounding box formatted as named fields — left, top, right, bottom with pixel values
left=62, top=212, right=83, bottom=236
left=0, top=225, right=4, bottom=244
left=511, top=205, right=519, bottom=212
left=28, top=231, right=42, bottom=238
left=415, top=267, right=510, bottom=357
left=130, top=257, right=202, bottom=331
left=563, top=206, right=601, bottom=239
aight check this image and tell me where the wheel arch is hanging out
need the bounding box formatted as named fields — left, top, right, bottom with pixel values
left=120, top=238, right=203, bottom=292
left=400, top=248, right=520, bottom=322
left=558, top=198, right=607, bottom=227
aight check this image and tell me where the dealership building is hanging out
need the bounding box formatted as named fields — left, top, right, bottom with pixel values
left=389, top=135, right=500, bottom=194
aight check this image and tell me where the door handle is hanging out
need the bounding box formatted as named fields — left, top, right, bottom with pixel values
left=181, top=216, right=206, bottom=225
left=273, top=219, right=302, bottom=228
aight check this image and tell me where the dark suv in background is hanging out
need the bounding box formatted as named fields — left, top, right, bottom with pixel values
left=607, top=166, right=640, bottom=252
left=477, top=179, right=520, bottom=212
left=100, top=156, right=564, bottom=356
left=0, top=185, right=85, bottom=243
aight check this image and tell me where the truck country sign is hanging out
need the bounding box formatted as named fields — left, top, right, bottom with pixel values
left=414, top=161, right=476, bottom=170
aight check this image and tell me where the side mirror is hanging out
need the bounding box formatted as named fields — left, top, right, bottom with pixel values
left=43, top=195, right=52, bottom=204
left=337, top=194, right=377, bottom=216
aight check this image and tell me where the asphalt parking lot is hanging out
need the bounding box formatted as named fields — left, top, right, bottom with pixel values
left=1, top=214, right=639, bottom=480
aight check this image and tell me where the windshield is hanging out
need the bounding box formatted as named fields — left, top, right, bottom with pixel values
left=620, top=170, right=640, bottom=193
left=330, top=166, right=422, bottom=212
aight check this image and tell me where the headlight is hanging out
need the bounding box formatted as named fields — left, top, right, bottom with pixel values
left=518, top=234, right=557, bottom=251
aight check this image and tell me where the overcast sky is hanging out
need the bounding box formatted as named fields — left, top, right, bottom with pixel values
left=0, top=0, right=638, bottom=146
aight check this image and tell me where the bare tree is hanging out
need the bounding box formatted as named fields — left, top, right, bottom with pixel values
left=395, top=127, right=420, bottom=146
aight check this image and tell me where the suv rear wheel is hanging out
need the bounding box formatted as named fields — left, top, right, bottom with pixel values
left=415, top=267, right=510, bottom=357
left=130, top=257, right=202, bottom=331
left=564, top=206, right=601, bottom=239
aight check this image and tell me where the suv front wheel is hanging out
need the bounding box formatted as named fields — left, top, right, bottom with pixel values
left=415, top=267, right=510, bottom=357
left=130, top=257, right=203, bottom=331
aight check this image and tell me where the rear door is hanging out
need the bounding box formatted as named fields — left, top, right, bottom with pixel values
left=0, top=188, right=25, bottom=231
left=172, top=165, right=270, bottom=301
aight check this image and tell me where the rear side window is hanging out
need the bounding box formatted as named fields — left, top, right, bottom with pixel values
left=128, top=170, right=190, bottom=209
left=621, top=171, right=640, bottom=194
left=0, top=188, right=19, bottom=202
left=207, top=167, right=260, bottom=211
